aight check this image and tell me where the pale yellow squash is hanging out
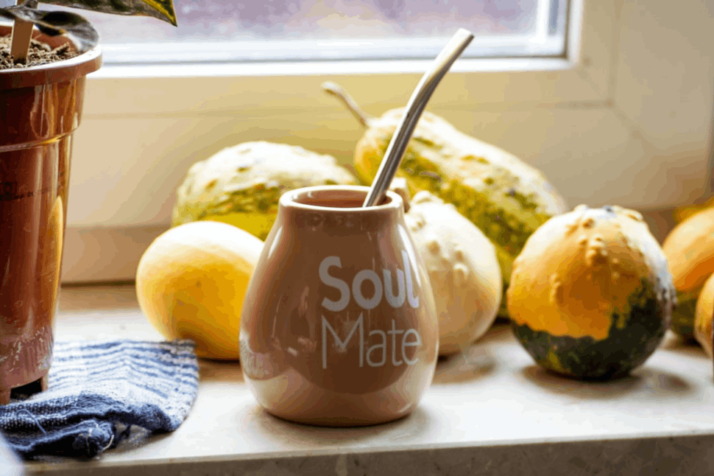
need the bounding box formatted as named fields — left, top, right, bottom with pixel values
left=136, top=221, right=263, bottom=360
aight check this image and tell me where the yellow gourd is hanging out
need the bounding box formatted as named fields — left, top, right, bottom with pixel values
left=136, top=221, right=263, bottom=360
left=325, top=82, right=567, bottom=319
left=694, top=273, right=714, bottom=358
left=662, top=207, right=714, bottom=339
left=673, top=196, right=714, bottom=224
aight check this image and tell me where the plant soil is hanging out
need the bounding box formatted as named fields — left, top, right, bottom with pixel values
left=0, top=35, right=77, bottom=70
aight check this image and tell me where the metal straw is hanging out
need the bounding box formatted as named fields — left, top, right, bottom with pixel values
left=362, top=28, right=474, bottom=208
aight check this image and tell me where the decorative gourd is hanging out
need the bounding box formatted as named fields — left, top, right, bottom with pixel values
left=673, top=196, right=714, bottom=224
left=136, top=221, right=263, bottom=360
left=324, top=83, right=567, bottom=318
left=507, top=205, right=675, bottom=380
left=403, top=190, right=502, bottom=355
left=662, top=207, right=714, bottom=339
left=694, top=273, right=714, bottom=358
left=172, top=141, right=358, bottom=240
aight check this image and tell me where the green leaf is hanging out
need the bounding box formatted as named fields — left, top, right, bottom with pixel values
left=39, top=0, right=178, bottom=26
left=0, top=5, right=99, bottom=52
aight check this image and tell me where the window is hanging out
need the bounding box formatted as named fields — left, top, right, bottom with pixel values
left=51, top=0, right=569, bottom=64
left=56, top=0, right=714, bottom=283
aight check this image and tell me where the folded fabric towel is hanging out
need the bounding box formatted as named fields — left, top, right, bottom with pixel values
left=0, top=340, right=199, bottom=460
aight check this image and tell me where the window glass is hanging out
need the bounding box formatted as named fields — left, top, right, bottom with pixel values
left=2, top=0, right=569, bottom=63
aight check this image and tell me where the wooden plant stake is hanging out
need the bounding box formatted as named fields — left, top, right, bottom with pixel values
left=9, top=1, right=33, bottom=64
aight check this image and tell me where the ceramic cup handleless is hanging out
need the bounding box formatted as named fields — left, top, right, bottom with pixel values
left=240, top=185, right=438, bottom=426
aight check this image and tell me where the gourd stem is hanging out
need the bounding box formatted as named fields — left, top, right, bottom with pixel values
left=322, top=81, right=375, bottom=128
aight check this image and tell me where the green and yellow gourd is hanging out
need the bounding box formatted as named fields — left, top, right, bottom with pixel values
left=324, top=83, right=568, bottom=318
left=172, top=141, right=358, bottom=240
left=662, top=207, right=714, bottom=340
left=507, top=205, right=675, bottom=380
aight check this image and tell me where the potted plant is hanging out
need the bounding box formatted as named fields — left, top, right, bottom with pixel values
left=0, top=0, right=176, bottom=404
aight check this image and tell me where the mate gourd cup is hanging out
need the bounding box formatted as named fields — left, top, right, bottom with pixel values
left=240, top=185, right=439, bottom=426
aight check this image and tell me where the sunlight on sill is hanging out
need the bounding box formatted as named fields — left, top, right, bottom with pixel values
left=88, top=56, right=576, bottom=80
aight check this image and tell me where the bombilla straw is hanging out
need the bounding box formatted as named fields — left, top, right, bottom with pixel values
left=362, top=28, right=474, bottom=208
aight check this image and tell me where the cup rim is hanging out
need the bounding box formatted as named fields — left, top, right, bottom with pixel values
left=279, top=185, right=404, bottom=213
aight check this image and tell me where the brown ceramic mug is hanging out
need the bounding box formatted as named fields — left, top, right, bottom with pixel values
left=240, top=185, right=439, bottom=426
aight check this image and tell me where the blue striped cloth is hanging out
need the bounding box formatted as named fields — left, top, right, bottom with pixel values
left=0, top=340, right=199, bottom=460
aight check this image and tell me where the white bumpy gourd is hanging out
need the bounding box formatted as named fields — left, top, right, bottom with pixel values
left=393, top=181, right=502, bottom=355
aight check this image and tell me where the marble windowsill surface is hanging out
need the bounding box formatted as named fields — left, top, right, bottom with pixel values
left=21, top=285, right=714, bottom=476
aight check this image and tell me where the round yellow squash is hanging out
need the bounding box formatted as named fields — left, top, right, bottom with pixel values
left=663, top=207, right=714, bottom=339
left=694, top=273, right=714, bottom=358
left=136, top=221, right=263, bottom=360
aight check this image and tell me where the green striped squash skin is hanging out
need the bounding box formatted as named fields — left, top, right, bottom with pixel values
left=173, top=142, right=358, bottom=240
left=513, top=280, right=666, bottom=380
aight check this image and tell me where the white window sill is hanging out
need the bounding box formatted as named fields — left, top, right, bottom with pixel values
left=22, top=284, right=714, bottom=475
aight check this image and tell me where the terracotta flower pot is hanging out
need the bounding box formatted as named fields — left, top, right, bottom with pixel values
left=0, top=25, right=101, bottom=404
